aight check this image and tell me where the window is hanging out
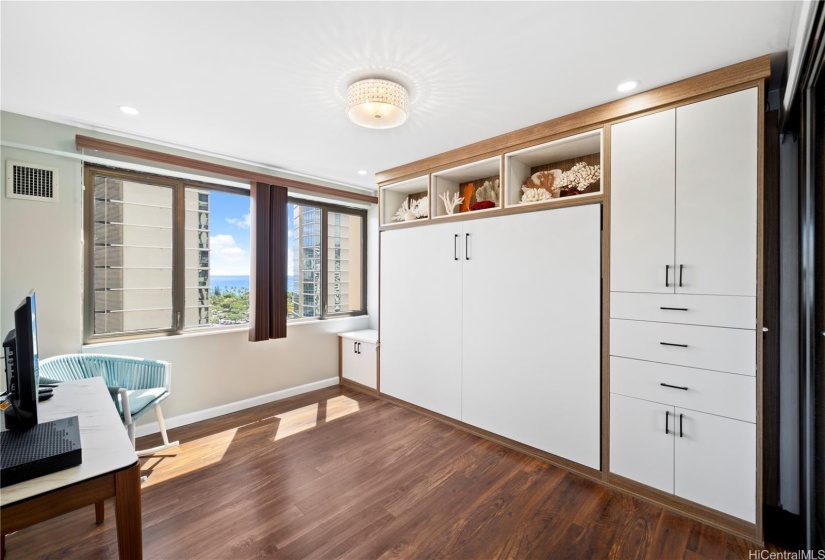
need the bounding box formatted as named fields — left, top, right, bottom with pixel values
left=85, top=166, right=251, bottom=341
left=288, top=199, right=367, bottom=320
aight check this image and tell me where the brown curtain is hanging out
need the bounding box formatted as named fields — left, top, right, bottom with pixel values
left=249, top=181, right=288, bottom=341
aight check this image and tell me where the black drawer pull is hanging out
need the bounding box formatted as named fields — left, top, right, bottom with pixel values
left=660, top=307, right=689, bottom=311
left=660, top=342, right=688, bottom=348
left=660, top=382, right=689, bottom=391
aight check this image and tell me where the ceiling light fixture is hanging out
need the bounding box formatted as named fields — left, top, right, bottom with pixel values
left=616, top=80, right=640, bottom=93
left=357, top=170, right=368, bottom=175
left=347, top=78, right=409, bottom=129
left=119, top=105, right=140, bottom=115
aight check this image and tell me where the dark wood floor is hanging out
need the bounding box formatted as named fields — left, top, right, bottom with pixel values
left=5, top=385, right=779, bottom=559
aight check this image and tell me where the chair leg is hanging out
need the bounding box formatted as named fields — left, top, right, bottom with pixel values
left=136, top=404, right=179, bottom=457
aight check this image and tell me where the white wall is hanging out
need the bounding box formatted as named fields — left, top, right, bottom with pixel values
left=1, top=111, right=378, bottom=424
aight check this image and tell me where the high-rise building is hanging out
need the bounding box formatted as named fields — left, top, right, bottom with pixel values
left=92, top=177, right=210, bottom=333
left=291, top=205, right=321, bottom=318
left=290, top=204, right=361, bottom=318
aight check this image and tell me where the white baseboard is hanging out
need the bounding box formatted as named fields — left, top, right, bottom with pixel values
left=134, top=377, right=340, bottom=438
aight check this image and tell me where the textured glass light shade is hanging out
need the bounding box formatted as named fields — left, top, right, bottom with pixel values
left=346, top=79, right=409, bottom=129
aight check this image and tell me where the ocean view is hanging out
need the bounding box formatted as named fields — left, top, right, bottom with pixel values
left=211, top=275, right=295, bottom=292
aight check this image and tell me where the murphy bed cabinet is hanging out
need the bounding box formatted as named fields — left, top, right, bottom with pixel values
left=381, top=206, right=602, bottom=468
left=375, top=56, right=768, bottom=543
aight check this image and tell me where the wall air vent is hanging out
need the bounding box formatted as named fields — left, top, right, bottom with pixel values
left=6, top=161, right=59, bottom=202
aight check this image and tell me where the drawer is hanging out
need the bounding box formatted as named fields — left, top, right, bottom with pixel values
left=610, top=357, right=755, bottom=422
left=610, top=319, right=755, bottom=376
left=610, top=293, right=755, bottom=330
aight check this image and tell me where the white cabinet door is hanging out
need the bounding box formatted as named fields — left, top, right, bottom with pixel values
left=342, top=341, right=377, bottom=389
left=380, top=223, right=463, bottom=419
left=675, top=88, right=758, bottom=296
left=462, top=205, right=602, bottom=469
left=610, top=109, right=676, bottom=293
left=610, top=394, right=675, bottom=493
left=341, top=338, right=360, bottom=380
left=674, top=408, right=756, bottom=522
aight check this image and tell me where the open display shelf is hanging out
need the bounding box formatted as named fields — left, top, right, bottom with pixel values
left=505, top=130, right=602, bottom=208
left=431, top=156, right=502, bottom=219
left=380, top=175, right=430, bottom=227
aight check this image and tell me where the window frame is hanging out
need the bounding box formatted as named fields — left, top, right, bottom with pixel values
left=287, top=196, right=368, bottom=321
left=83, top=165, right=250, bottom=343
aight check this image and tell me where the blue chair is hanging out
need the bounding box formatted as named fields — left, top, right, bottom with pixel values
left=39, top=354, right=179, bottom=456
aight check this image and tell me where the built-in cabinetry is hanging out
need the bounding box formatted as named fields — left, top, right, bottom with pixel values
left=609, top=88, right=758, bottom=523
left=610, top=88, right=757, bottom=296
left=376, top=57, right=767, bottom=540
left=379, top=131, right=603, bottom=227
left=339, top=330, right=379, bottom=390
left=380, top=205, right=602, bottom=468
left=380, top=221, right=463, bottom=418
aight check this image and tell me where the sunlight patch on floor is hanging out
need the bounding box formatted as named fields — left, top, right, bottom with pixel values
left=273, top=403, right=319, bottom=441
left=325, top=395, right=360, bottom=421
left=141, top=427, right=238, bottom=487
left=272, top=395, right=361, bottom=441
left=141, top=394, right=364, bottom=484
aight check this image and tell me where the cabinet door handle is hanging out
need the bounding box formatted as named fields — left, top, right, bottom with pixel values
left=660, top=382, right=689, bottom=391
left=465, top=233, right=470, bottom=261
left=679, top=264, right=684, bottom=287
left=665, top=265, right=670, bottom=287
left=454, top=234, right=459, bottom=261
left=660, top=307, right=689, bottom=311
left=660, top=342, right=688, bottom=348
left=358, top=342, right=361, bottom=354
left=665, top=410, right=670, bottom=435
left=679, top=413, right=684, bottom=437
left=353, top=341, right=358, bottom=354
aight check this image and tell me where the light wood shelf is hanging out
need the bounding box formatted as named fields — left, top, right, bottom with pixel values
left=379, top=175, right=429, bottom=227
left=505, top=129, right=602, bottom=209
left=431, top=156, right=502, bottom=219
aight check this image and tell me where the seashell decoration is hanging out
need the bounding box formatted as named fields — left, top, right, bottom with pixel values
left=392, top=196, right=429, bottom=222
left=439, top=192, right=464, bottom=215
left=522, top=169, right=562, bottom=198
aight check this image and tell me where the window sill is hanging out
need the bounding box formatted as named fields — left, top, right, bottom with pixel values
left=82, top=315, right=372, bottom=349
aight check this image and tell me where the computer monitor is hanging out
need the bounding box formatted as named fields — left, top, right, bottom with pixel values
left=3, top=291, right=39, bottom=430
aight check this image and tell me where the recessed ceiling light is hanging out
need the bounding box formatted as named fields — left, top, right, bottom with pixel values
left=357, top=170, right=368, bottom=175
left=617, top=80, right=640, bottom=93
left=119, top=105, right=140, bottom=115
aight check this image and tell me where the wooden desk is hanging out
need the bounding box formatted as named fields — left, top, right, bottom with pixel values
left=1, top=377, right=142, bottom=559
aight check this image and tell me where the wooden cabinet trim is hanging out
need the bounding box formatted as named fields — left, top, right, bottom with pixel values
left=376, top=56, right=770, bottom=186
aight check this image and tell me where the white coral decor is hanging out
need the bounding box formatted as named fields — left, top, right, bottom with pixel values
left=557, top=162, right=601, bottom=192
left=520, top=186, right=553, bottom=203
left=439, top=192, right=464, bottom=215
left=392, top=196, right=429, bottom=222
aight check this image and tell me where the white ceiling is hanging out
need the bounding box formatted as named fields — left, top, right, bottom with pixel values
left=1, top=1, right=798, bottom=191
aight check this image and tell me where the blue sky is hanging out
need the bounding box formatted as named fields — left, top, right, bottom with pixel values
left=208, top=191, right=251, bottom=276
left=207, top=193, right=294, bottom=276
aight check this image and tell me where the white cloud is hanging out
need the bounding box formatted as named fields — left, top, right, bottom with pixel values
left=210, top=234, right=249, bottom=276
left=225, top=213, right=251, bottom=229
